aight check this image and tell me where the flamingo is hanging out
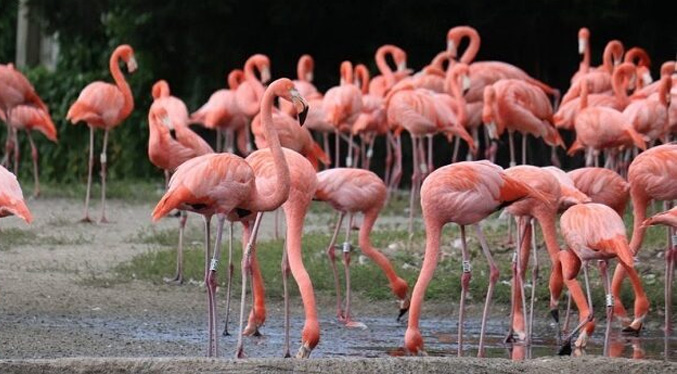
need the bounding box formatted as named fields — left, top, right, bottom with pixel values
left=323, top=61, right=363, bottom=168
left=503, top=165, right=593, bottom=347
left=624, top=62, right=672, bottom=144
left=568, top=167, right=630, bottom=217
left=150, top=78, right=308, bottom=357
left=558, top=203, right=649, bottom=355
left=235, top=148, right=320, bottom=358
left=481, top=79, right=564, bottom=166
left=386, top=77, right=475, bottom=235
left=562, top=40, right=625, bottom=105
left=147, top=80, right=214, bottom=284
left=66, top=44, right=137, bottom=223
left=542, top=166, right=591, bottom=209
left=190, top=69, right=248, bottom=154
left=0, top=63, right=48, bottom=170
left=567, top=63, right=646, bottom=167
left=2, top=105, right=56, bottom=197
left=236, top=54, right=271, bottom=118
left=250, top=109, right=329, bottom=170
left=554, top=56, right=635, bottom=131
left=404, top=160, right=549, bottom=357
left=314, top=168, right=410, bottom=328
left=0, top=165, right=32, bottom=223
left=612, top=143, right=677, bottom=334
left=369, top=45, right=412, bottom=98
left=352, top=63, right=387, bottom=170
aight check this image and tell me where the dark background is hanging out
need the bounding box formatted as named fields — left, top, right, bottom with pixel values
left=1, top=0, right=675, bottom=182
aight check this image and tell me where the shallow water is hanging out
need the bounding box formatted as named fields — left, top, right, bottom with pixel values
left=20, top=312, right=676, bottom=361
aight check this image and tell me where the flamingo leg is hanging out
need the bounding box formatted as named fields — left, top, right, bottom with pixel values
left=391, top=134, right=403, bottom=192
left=98, top=128, right=110, bottom=223
left=559, top=261, right=595, bottom=355
left=199, top=215, right=216, bottom=356
left=598, top=260, right=613, bottom=356
left=322, top=132, right=331, bottom=168
left=475, top=223, right=499, bottom=358
left=365, top=135, right=375, bottom=170
left=506, top=216, right=530, bottom=342
left=26, top=131, right=40, bottom=197
left=408, top=136, right=420, bottom=237
left=562, top=291, right=572, bottom=335
left=457, top=225, right=471, bottom=357
left=281, top=239, right=291, bottom=357
left=222, top=221, right=235, bottom=336
left=550, top=145, right=561, bottom=168
left=334, top=130, right=340, bottom=167
left=274, top=208, right=280, bottom=240
left=236, top=212, right=264, bottom=358
left=342, top=213, right=365, bottom=328
left=215, top=128, right=222, bottom=153
left=451, top=136, right=461, bottom=163
left=326, top=212, right=345, bottom=321
left=81, top=126, right=95, bottom=223
left=384, top=132, right=393, bottom=189
left=346, top=133, right=354, bottom=167
left=244, top=122, right=253, bottom=155
left=426, top=134, right=433, bottom=174
left=528, top=219, right=539, bottom=346
left=508, top=130, right=516, bottom=167
left=12, top=126, right=19, bottom=174
left=667, top=229, right=675, bottom=334
left=207, top=214, right=226, bottom=357
left=2, top=112, right=12, bottom=168
left=164, top=210, right=188, bottom=284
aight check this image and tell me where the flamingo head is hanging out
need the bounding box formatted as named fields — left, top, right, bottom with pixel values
left=578, top=27, right=590, bottom=54
left=117, top=45, right=137, bottom=73
left=278, top=79, right=308, bottom=126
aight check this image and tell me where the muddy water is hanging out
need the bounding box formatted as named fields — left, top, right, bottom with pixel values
left=10, top=310, right=675, bottom=361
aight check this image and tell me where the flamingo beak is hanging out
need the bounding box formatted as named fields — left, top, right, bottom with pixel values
left=396, top=297, right=410, bottom=322
left=447, top=39, right=457, bottom=56
left=127, top=56, right=138, bottom=73
left=291, top=88, right=309, bottom=126
left=462, top=75, right=471, bottom=92
left=306, top=72, right=314, bottom=82
left=295, top=343, right=313, bottom=359
left=397, top=61, right=407, bottom=73
left=261, top=66, right=271, bottom=84
left=578, top=38, right=586, bottom=54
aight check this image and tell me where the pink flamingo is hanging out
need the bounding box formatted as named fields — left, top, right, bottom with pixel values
left=503, top=165, right=593, bottom=348
left=369, top=45, right=412, bottom=98
left=314, top=168, right=410, bottom=328
left=482, top=79, right=564, bottom=166
left=148, top=80, right=214, bottom=284
left=66, top=44, right=137, bottom=223
left=568, top=167, right=630, bottom=217
left=236, top=148, right=320, bottom=358
left=567, top=64, right=646, bottom=167
left=624, top=63, right=672, bottom=144
left=542, top=166, right=591, bottom=209
left=554, top=56, right=635, bottom=131
left=404, top=160, right=549, bottom=357
left=558, top=203, right=649, bottom=355
left=236, top=54, right=271, bottom=118
left=0, top=165, right=32, bottom=223
left=0, top=63, right=48, bottom=170
left=562, top=40, right=625, bottom=105
left=191, top=69, right=249, bottom=154
left=3, top=105, right=56, bottom=197
left=151, top=78, right=308, bottom=357
left=612, top=144, right=677, bottom=334
left=323, top=61, right=363, bottom=168
left=352, top=63, right=387, bottom=170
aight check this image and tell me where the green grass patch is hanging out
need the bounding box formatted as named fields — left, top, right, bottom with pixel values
left=0, top=228, right=38, bottom=251
left=25, top=179, right=164, bottom=202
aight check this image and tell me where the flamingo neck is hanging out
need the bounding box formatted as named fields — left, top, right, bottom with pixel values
left=376, top=48, right=396, bottom=88
left=580, top=38, right=590, bottom=74
left=110, top=50, right=133, bottom=121
left=407, top=220, right=442, bottom=329
left=447, top=70, right=467, bottom=126
left=658, top=74, right=672, bottom=106
left=580, top=78, right=589, bottom=110
left=249, top=84, right=290, bottom=212
left=298, top=56, right=313, bottom=82
left=611, top=67, right=632, bottom=106
left=459, top=30, right=480, bottom=64
left=628, top=191, right=648, bottom=254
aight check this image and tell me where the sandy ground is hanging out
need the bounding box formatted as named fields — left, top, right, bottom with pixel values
left=0, top=197, right=675, bottom=373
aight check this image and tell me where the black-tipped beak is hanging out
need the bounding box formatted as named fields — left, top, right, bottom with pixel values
left=396, top=307, right=409, bottom=322
left=169, top=128, right=177, bottom=140
left=298, top=105, right=308, bottom=126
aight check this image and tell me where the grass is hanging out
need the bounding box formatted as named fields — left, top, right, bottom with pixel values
left=0, top=226, right=92, bottom=251
left=24, top=179, right=164, bottom=202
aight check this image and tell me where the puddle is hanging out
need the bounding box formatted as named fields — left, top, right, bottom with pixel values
left=16, top=312, right=677, bottom=361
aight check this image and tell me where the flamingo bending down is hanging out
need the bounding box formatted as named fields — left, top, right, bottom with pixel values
left=190, top=69, right=248, bottom=154
left=558, top=203, right=649, bottom=354
left=0, top=165, right=33, bottom=223
left=404, top=160, right=549, bottom=357
left=3, top=105, right=56, bottom=197
left=148, top=80, right=214, bottom=284
left=314, top=168, right=410, bottom=328
left=150, top=78, right=308, bottom=357
left=0, top=63, right=48, bottom=170
left=66, top=44, right=137, bottom=223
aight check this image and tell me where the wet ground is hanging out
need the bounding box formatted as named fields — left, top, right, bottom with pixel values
left=0, top=198, right=675, bottom=366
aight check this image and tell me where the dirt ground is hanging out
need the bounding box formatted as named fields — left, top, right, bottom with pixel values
left=0, top=197, right=675, bottom=373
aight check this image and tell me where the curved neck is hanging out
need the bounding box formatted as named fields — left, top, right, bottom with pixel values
left=447, top=68, right=467, bottom=125
left=152, top=80, right=169, bottom=99
left=242, top=61, right=266, bottom=116
left=611, top=64, right=633, bottom=105
left=602, top=41, right=623, bottom=73
left=228, top=70, right=244, bottom=89
left=658, top=74, right=671, bottom=106
left=580, top=77, right=589, bottom=109
left=297, top=55, right=314, bottom=82
left=249, top=84, right=290, bottom=212
left=375, top=47, right=396, bottom=88
left=629, top=190, right=648, bottom=254
left=534, top=211, right=562, bottom=262
left=110, top=50, right=133, bottom=120
left=459, top=29, right=480, bottom=64
left=580, top=36, right=590, bottom=74
left=430, top=51, right=451, bottom=72
left=340, top=61, right=354, bottom=86
left=358, top=209, right=407, bottom=300
left=354, top=64, right=370, bottom=94
left=624, top=47, right=651, bottom=67
left=407, top=220, right=442, bottom=329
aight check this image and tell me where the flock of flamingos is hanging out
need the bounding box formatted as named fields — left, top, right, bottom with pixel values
left=0, top=25, right=675, bottom=359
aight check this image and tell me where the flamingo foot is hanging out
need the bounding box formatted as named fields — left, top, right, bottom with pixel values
left=621, top=323, right=642, bottom=337
left=243, top=324, right=262, bottom=337
left=98, top=216, right=111, bottom=224
left=163, top=275, right=184, bottom=285
left=222, top=328, right=231, bottom=337
left=345, top=320, right=368, bottom=329
left=236, top=347, right=246, bottom=359
left=79, top=216, right=93, bottom=223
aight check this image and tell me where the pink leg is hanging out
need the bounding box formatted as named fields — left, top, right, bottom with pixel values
left=81, top=126, right=95, bottom=223
left=508, top=130, right=516, bottom=167
left=426, top=134, right=433, bottom=175
left=342, top=213, right=366, bottom=329
left=202, top=215, right=218, bottom=356
left=12, top=126, right=19, bottom=174
left=26, top=131, right=40, bottom=197
left=322, top=132, right=331, bottom=168
left=452, top=136, right=461, bottom=163
left=334, top=130, right=341, bottom=168
left=475, top=223, right=499, bottom=358
left=326, top=212, right=346, bottom=321
left=222, top=221, right=235, bottom=336
left=236, top=212, right=264, bottom=358
left=98, top=129, right=110, bottom=223
left=164, top=210, right=188, bottom=284
left=457, top=225, right=471, bottom=357
left=408, top=136, right=420, bottom=236
left=281, top=240, right=291, bottom=357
